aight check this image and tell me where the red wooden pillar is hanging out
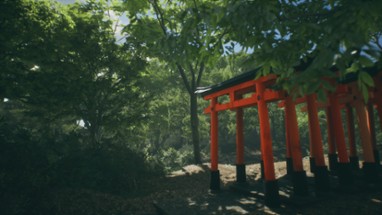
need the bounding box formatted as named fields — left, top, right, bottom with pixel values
left=210, top=97, right=220, bottom=190
left=345, top=105, right=359, bottom=169
left=328, top=93, right=353, bottom=186
left=256, top=83, right=280, bottom=207
left=354, top=100, right=375, bottom=162
left=325, top=107, right=338, bottom=171
left=285, top=95, right=308, bottom=195
left=367, top=103, right=380, bottom=165
left=308, top=119, right=316, bottom=174
left=306, top=95, right=326, bottom=166
left=328, top=94, right=349, bottom=163
left=235, top=108, right=246, bottom=183
left=284, top=106, right=293, bottom=175
left=306, top=94, right=330, bottom=191
left=353, top=96, right=378, bottom=183
left=285, top=96, right=304, bottom=172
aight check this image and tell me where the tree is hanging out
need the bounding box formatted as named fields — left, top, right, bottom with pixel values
left=1, top=0, right=146, bottom=147
left=122, top=0, right=226, bottom=163
left=0, top=2, right=159, bottom=213
left=138, top=59, right=195, bottom=170
left=0, top=0, right=69, bottom=100
left=59, top=0, right=147, bottom=147
left=215, top=0, right=382, bottom=99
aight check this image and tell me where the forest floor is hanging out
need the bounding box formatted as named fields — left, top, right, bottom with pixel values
left=47, top=158, right=382, bottom=215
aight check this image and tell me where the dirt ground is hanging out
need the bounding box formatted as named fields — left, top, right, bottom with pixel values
left=47, top=159, right=382, bottom=215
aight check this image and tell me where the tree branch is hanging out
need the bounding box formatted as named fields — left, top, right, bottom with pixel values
left=151, top=0, right=168, bottom=36
left=192, top=0, right=201, bottom=39
left=176, top=63, right=192, bottom=94
left=189, top=63, right=195, bottom=79
left=113, top=13, right=124, bottom=35
left=196, top=61, right=204, bottom=87
left=189, top=63, right=196, bottom=90
left=208, top=29, right=229, bottom=51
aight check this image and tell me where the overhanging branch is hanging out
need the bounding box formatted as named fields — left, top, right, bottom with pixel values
left=196, top=61, right=204, bottom=87
left=151, top=0, right=167, bottom=36
left=176, top=63, right=192, bottom=94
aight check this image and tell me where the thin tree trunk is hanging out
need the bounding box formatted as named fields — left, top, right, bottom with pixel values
left=190, top=92, right=201, bottom=164
left=177, top=63, right=202, bottom=164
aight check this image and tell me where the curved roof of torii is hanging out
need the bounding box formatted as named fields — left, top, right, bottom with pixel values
left=195, top=67, right=261, bottom=97
left=196, top=63, right=380, bottom=97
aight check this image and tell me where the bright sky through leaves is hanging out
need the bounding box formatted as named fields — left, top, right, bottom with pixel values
left=57, top=0, right=128, bottom=42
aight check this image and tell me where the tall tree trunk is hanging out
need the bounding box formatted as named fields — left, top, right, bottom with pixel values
left=176, top=63, right=203, bottom=164
left=190, top=92, right=201, bottom=164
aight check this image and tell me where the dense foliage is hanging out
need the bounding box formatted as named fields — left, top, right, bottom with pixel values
left=216, top=0, right=382, bottom=100
left=0, top=0, right=160, bottom=213
left=121, top=0, right=232, bottom=164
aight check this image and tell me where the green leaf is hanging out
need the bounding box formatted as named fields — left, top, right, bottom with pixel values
left=306, top=81, right=321, bottom=94
left=359, top=84, right=369, bottom=103
left=262, top=63, right=270, bottom=75
left=359, top=56, right=374, bottom=68
left=317, top=89, right=327, bottom=103
left=346, top=62, right=359, bottom=74
left=283, top=82, right=291, bottom=92
left=359, top=71, right=374, bottom=87
left=321, top=80, right=336, bottom=92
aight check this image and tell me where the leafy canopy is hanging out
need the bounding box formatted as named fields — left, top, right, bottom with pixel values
left=215, top=0, right=382, bottom=100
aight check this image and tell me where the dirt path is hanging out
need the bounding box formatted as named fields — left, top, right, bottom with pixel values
left=123, top=160, right=382, bottom=215
left=47, top=160, right=382, bottom=215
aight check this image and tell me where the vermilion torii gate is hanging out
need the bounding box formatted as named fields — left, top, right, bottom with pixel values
left=197, top=68, right=382, bottom=207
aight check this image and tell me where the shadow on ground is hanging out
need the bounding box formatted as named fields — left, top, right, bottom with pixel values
left=150, top=163, right=382, bottom=215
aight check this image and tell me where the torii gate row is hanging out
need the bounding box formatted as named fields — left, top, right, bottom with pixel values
left=279, top=75, right=382, bottom=186
left=196, top=68, right=382, bottom=207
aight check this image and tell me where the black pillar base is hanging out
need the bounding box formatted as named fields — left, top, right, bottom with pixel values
left=337, top=162, right=353, bottom=187
left=362, top=162, right=379, bottom=183
left=210, top=170, right=220, bottom=191
left=236, top=164, right=246, bottom=183
left=373, top=150, right=381, bottom=165
left=292, top=170, right=309, bottom=196
left=264, top=180, right=280, bottom=207
left=309, top=157, right=316, bottom=173
left=314, top=166, right=330, bottom=192
left=328, top=153, right=338, bottom=172
left=260, top=160, right=265, bottom=179
left=349, top=156, right=360, bottom=170
left=286, top=158, right=293, bottom=175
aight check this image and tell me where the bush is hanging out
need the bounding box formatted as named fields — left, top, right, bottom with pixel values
left=0, top=118, right=51, bottom=214
left=156, top=144, right=194, bottom=172
left=51, top=142, right=164, bottom=194
left=0, top=117, right=164, bottom=215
